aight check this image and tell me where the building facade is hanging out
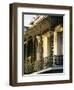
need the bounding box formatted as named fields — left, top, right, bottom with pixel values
left=24, top=15, right=63, bottom=74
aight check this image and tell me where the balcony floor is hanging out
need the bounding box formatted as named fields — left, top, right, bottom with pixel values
left=30, top=65, right=63, bottom=75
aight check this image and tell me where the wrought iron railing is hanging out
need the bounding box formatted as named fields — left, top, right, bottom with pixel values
left=24, top=55, right=63, bottom=74
left=54, top=55, right=63, bottom=66
left=43, top=55, right=63, bottom=69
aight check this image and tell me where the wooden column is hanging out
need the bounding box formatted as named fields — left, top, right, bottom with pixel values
left=25, top=40, right=28, bottom=61
left=39, top=33, right=43, bottom=69
left=32, top=37, right=35, bottom=61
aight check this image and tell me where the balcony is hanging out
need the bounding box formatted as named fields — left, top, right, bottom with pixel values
left=30, top=55, right=63, bottom=74
left=24, top=55, right=63, bottom=74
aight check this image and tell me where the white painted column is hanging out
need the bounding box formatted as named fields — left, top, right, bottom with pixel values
left=42, top=35, right=48, bottom=58
left=53, top=31, right=58, bottom=55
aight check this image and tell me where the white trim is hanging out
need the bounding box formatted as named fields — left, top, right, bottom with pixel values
left=17, top=7, right=70, bottom=83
